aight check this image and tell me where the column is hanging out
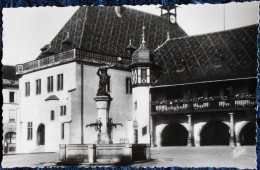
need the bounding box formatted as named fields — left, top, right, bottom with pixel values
left=229, top=113, right=235, bottom=146
left=150, top=116, right=155, bottom=147
left=187, top=115, right=192, bottom=147
left=94, top=96, right=113, bottom=144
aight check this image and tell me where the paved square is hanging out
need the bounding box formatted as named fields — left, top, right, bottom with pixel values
left=2, top=146, right=256, bottom=169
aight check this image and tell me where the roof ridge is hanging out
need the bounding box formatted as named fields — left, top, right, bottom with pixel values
left=172, top=24, right=259, bottom=41
left=123, top=6, right=164, bottom=18
left=154, top=24, right=258, bottom=52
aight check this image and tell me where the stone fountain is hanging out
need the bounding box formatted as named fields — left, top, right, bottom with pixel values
left=58, top=64, right=150, bottom=165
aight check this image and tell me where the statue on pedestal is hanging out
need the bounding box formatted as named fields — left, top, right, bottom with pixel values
left=96, top=64, right=114, bottom=96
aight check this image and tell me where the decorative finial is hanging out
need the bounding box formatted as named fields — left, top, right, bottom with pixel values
left=167, top=32, right=170, bottom=41
left=142, top=26, right=146, bottom=44
left=66, top=32, right=70, bottom=38
left=129, top=39, right=132, bottom=45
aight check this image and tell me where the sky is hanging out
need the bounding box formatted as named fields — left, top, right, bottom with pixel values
left=2, top=2, right=259, bottom=65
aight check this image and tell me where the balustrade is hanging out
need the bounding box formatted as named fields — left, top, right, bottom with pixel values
left=16, top=49, right=131, bottom=75
left=152, top=95, right=256, bottom=112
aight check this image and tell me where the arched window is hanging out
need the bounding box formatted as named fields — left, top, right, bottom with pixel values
left=5, top=132, right=16, bottom=144
left=37, top=124, right=45, bottom=145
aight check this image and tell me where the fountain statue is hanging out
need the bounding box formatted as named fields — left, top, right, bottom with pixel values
left=86, top=63, right=123, bottom=144
left=58, top=62, right=150, bottom=165
left=96, top=64, right=114, bottom=96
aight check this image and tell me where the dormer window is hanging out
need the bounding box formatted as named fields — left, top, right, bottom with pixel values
left=213, top=56, right=223, bottom=68
left=176, top=59, right=186, bottom=73
left=213, top=51, right=224, bottom=68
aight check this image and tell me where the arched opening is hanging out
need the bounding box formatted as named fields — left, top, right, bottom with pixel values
left=161, top=123, right=188, bottom=146
left=5, top=132, right=16, bottom=144
left=37, top=124, right=45, bottom=145
left=239, top=122, right=256, bottom=145
left=200, top=120, right=230, bottom=146
left=4, top=132, right=16, bottom=153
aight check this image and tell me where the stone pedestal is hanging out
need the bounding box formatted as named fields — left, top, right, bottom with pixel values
left=94, top=96, right=113, bottom=144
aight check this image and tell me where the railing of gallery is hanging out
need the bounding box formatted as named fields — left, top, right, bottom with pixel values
left=152, top=94, right=256, bottom=112
left=75, top=49, right=131, bottom=68
left=16, top=49, right=76, bottom=75
left=16, top=49, right=131, bottom=75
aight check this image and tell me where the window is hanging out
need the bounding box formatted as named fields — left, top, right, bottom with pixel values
left=57, top=74, right=64, bottom=91
left=134, top=101, right=137, bottom=110
left=47, top=76, right=53, bottom=92
left=51, top=110, right=55, bottom=120
left=106, top=76, right=111, bottom=93
left=60, top=106, right=66, bottom=116
left=36, top=79, right=41, bottom=95
left=27, top=122, right=33, bottom=140
left=141, top=68, right=147, bottom=83
left=9, top=110, right=16, bottom=122
left=25, top=82, right=30, bottom=96
left=9, top=92, right=15, bottom=103
left=126, top=78, right=132, bottom=94
left=5, top=132, right=16, bottom=144
left=61, top=123, right=65, bottom=139
left=142, top=126, right=147, bottom=136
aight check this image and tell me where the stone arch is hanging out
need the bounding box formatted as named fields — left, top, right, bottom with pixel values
left=160, top=123, right=188, bottom=146
left=236, top=121, right=250, bottom=138
left=155, top=124, right=168, bottom=147
left=194, top=122, right=207, bottom=147
left=239, top=121, right=256, bottom=145
left=37, top=124, right=45, bottom=145
left=200, top=120, right=230, bottom=146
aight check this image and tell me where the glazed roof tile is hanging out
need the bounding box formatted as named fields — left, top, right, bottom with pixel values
left=153, top=24, right=258, bottom=86
left=36, top=6, right=187, bottom=60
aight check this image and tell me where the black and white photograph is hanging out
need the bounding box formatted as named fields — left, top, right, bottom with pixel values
left=2, top=2, right=259, bottom=168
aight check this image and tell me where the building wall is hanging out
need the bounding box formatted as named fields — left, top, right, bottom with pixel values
left=69, top=63, right=132, bottom=144
left=132, top=87, right=150, bottom=144
left=16, top=62, right=77, bottom=153
left=17, top=61, right=133, bottom=153
left=3, top=87, right=19, bottom=151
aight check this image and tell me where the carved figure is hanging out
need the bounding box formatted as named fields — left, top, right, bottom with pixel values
left=96, top=64, right=114, bottom=96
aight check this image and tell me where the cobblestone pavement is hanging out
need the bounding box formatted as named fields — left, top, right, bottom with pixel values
left=1, top=146, right=256, bottom=169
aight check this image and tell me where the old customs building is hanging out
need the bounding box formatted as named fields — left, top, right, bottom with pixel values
left=14, top=6, right=257, bottom=153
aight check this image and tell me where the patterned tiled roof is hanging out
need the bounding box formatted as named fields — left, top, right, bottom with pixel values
left=153, top=24, right=258, bottom=86
left=36, top=6, right=187, bottom=60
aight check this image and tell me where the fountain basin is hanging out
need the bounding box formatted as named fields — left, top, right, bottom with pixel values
left=58, top=143, right=150, bottom=165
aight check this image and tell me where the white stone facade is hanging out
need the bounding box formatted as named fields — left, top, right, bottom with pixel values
left=16, top=62, right=133, bottom=153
